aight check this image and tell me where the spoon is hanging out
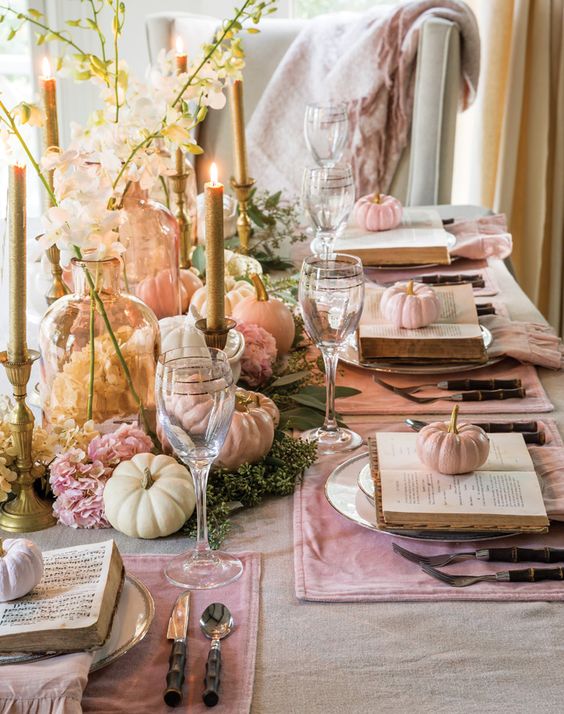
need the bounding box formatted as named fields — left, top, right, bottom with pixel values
left=200, top=603, right=234, bottom=707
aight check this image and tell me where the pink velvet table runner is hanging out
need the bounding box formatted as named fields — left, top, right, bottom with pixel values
left=83, top=552, right=261, bottom=713
left=336, top=358, right=553, bottom=415
left=294, top=420, right=564, bottom=602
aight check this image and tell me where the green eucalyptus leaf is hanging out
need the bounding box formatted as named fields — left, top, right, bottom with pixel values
left=265, top=190, right=281, bottom=209
left=266, top=370, right=309, bottom=390
left=191, top=244, right=206, bottom=276
left=289, top=393, right=326, bottom=412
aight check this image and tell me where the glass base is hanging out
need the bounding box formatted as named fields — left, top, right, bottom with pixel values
left=310, top=235, right=335, bottom=256
left=164, top=548, right=244, bottom=590
left=302, top=426, right=363, bottom=454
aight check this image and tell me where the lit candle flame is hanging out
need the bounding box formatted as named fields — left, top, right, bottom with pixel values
left=41, top=56, right=52, bottom=79
left=175, top=35, right=185, bottom=55
left=210, top=162, right=218, bottom=185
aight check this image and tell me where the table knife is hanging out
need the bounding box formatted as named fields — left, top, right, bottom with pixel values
left=405, top=418, right=538, bottom=433
left=164, top=591, right=191, bottom=707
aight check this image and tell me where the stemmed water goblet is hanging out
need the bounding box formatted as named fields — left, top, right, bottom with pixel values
left=299, top=254, right=365, bottom=453
left=304, top=102, right=349, bottom=167
left=302, top=164, right=355, bottom=256
left=156, top=346, right=242, bottom=589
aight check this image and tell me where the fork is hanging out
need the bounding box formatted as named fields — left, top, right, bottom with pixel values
left=392, top=543, right=564, bottom=567
left=421, top=563, right=564, bottom=587
left=373, top=377, right=526, bottom=404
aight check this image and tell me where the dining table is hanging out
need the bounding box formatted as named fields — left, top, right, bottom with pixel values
left=5, top=205, right=564, bottom=714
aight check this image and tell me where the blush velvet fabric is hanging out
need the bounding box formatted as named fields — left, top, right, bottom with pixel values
left=294, top=420, right=564, bottom=602
left=247, top=0, right=480, bottom=197
left=448, top=214, right=513, bottom=261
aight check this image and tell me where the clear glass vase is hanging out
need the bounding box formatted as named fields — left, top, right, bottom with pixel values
left=120, top=181, right=183, bottom=319
left=39, top=256, right=160, bottom=431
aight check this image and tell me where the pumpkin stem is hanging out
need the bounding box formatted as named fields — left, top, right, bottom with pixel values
left=372, top=192, right=381, bottom=204
left=406, top=280, right=415, bottom=296
left=0, top=539, right=3, bottom=557
left=235, top=392, right=250, bottom=413
left=448, top=404, right=459, bottom=434
left=141, top=467, right=154, bottom=490
left=250, top=273, right=268, bottom=302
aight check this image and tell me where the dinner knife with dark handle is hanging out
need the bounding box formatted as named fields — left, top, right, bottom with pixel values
left=164, top=591, right=191, bottom=707
left=436, top=378, right=521, bottom=390
left=450, top=388, right=526, bottom=401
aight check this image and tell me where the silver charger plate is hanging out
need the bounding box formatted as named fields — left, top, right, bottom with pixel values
left=325, top=452, right=520, bottom=542
left=0, top=573, right=154, bottom=670
left=340, top=325, right=502, bottom=375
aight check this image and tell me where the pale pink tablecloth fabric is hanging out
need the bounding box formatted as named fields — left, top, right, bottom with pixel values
left=294, top=420, right=564, bottom=602
left=336, top=359, right=553, bottom=415
left=83, top=552, right=261, bottom=714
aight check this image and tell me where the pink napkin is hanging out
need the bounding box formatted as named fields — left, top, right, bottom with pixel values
left=294, top=420, right=564, bottom=602
left=336, top=359, right=553, bottom=415
left=482, top=315, right=564, bottom=370
left=83, top=552, right=260, bottom=714
left=0, top=652, right=92, bottom=714
left=448, top=214, right=513, bottom=260
left=533, top=447, right=564, bottom=521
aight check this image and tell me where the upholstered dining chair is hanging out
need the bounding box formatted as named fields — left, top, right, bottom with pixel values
left=146, top=11, right=462, bottom=205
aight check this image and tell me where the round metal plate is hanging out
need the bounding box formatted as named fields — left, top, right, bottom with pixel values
left=325, top=452, right=520, bottom=543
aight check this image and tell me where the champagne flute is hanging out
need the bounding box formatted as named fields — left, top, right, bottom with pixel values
left=302, top=165, right=355, bottom=256
left=299, top=254, right=365, bottom=453
left=156, top=347, right=242, bottom=589
left=304, top=102, right=349, bottom=167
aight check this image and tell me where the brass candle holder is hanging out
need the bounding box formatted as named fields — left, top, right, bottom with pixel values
left=195, top=318, right=236, bottom=351
left=0, top=350, right=56, bottom=532
left=231, top=177, right=256, bottom=255
left=171, top=152, right=193, bottom=269
left=44, top=243, right=69, bottom=305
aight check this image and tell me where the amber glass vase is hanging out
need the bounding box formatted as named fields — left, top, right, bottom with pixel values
left=39, top=256, right=160, bottom=431
left=120, top=181, right=183, bottom=319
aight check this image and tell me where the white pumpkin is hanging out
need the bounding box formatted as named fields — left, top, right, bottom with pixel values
left=380, top=280, right=441, bottom=329
left=191, top=280, right=255, bottom=317
left=0, top=538, right=44, bottom=602
left=103, top=453, right=196, bottom=539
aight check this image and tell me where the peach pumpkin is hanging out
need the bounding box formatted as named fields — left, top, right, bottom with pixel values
left=136, top=269, right=181, bottom=319
left=354, top=192, right=402, bottom=232
left=179, top=269, right=203, bottom=312
left=232, top=274, right=295, bottom=356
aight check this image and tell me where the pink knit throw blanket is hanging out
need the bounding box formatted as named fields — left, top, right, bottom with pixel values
left=247, top=0, right=480, bottom=197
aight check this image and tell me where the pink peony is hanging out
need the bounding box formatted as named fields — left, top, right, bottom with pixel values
left=237, top=321, right=277, bottom=388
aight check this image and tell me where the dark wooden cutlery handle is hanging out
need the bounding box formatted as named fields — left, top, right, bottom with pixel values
left=203, top=645, right=222, bottom=707
left=507, top=567, right=564, bottom=582
left=456, top=388, right=526, bottom=401
left=476, top=306, right=496, bottom=315
left=472, top=421, right=538, bottom=433
left=523, top=431, right=546, bottom=445
left=164, top=640, right=186, bottom=707
left=420, top=273, right=481, bottom=283
left=440, top=379, right=521, bottom=390
left=483, top=548, right=564, bottom=563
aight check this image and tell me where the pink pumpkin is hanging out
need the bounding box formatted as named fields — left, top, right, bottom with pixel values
left=416, top=405, right=490, bottom=475
left=232, top=274, right=295, bottom=356
left=380, top=280, right=440, bottom=329
left=179, top=269, right=203, bottom=312
left=136, top=269, right=181, bottom=319
left=354, top=192, right=402, bottom=232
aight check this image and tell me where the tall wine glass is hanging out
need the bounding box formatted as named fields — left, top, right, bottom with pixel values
left=299, top=254, right=365, bottom=453
left=302, top=165, right=355, bottom=256
left=156, top=347, right=242, bottom=589
left=304, top=102, right=349, bottom=167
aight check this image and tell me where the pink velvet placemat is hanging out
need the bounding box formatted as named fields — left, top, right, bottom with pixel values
left=364, top=258, right=500, bottom=297
left=294, top=421, right=564, bottom=602
left=336, top=358, right=553, bottom=415
left=83, top=552, right=261, bottom=714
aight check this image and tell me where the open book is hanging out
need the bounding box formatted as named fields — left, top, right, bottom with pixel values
left=0, top=540, right=124, bottom=653
left=358, top=283, right=487, bottom=363
left=368, top=432, right=549, bottom=533
left=334, top=207, right=451, bottom=266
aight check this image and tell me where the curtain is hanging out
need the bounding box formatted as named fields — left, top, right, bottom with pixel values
left=465, top=0, right=564, bottom=335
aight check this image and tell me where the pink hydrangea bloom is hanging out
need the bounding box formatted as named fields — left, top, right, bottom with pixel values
left=237, top=321, right=277, bottom=388
left=88, top=423, right=153, bottom=468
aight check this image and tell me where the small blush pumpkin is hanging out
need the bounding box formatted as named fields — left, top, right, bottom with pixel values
left=0, top=538, right=44, bottom=602
left=416, top=405, right=490, bottom=475
left=136, top=269, right=182, bottom=319
left=191, top=280, right=255, bottom=317
left=232, top=274, right=295, bottom=356
left=179, top=269, right=204, bottom=313
left=104, top=453, right=196, bottom=539
left=380, top=280, right=440, bottom=329
left=354, top=192, right=402, bottom=232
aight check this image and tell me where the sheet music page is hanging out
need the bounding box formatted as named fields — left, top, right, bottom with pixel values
left=0, top=541, right=113, bottom=635
left=359, top=284, right=482, bottom=340
left=375, top=433, right=546, bottom=517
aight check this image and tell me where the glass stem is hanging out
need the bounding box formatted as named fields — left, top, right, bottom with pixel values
left=190, top=461, right=211, bottom=555
left=322, top=350, right=339, bottom=433
left=317, top=230, right=334, bottom=257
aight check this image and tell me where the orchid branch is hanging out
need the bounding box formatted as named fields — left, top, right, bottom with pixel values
left=0, top=5, right=86, bottom=55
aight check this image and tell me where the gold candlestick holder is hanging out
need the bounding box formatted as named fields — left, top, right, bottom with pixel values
left=0, top=350, right=56, bottom=532
left=171, top=157, right=193, bottom=270
left=195, top=318, right=236, bottom=351
left=231, top=177, right=256, bottom=255
left=45, top=243, right=69, bottom=305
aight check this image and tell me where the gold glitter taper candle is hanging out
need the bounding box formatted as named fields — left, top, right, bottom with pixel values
left=205, top=163, right=225, bottom=331
left=230, top=79, right=249, bottom=185
left=175, top=35, right=188, bottom=74
left=8, top=164, right=27, bottom=364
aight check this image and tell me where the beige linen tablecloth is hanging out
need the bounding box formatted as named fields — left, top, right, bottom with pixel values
left=6, top=255, right=564, bottom=713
